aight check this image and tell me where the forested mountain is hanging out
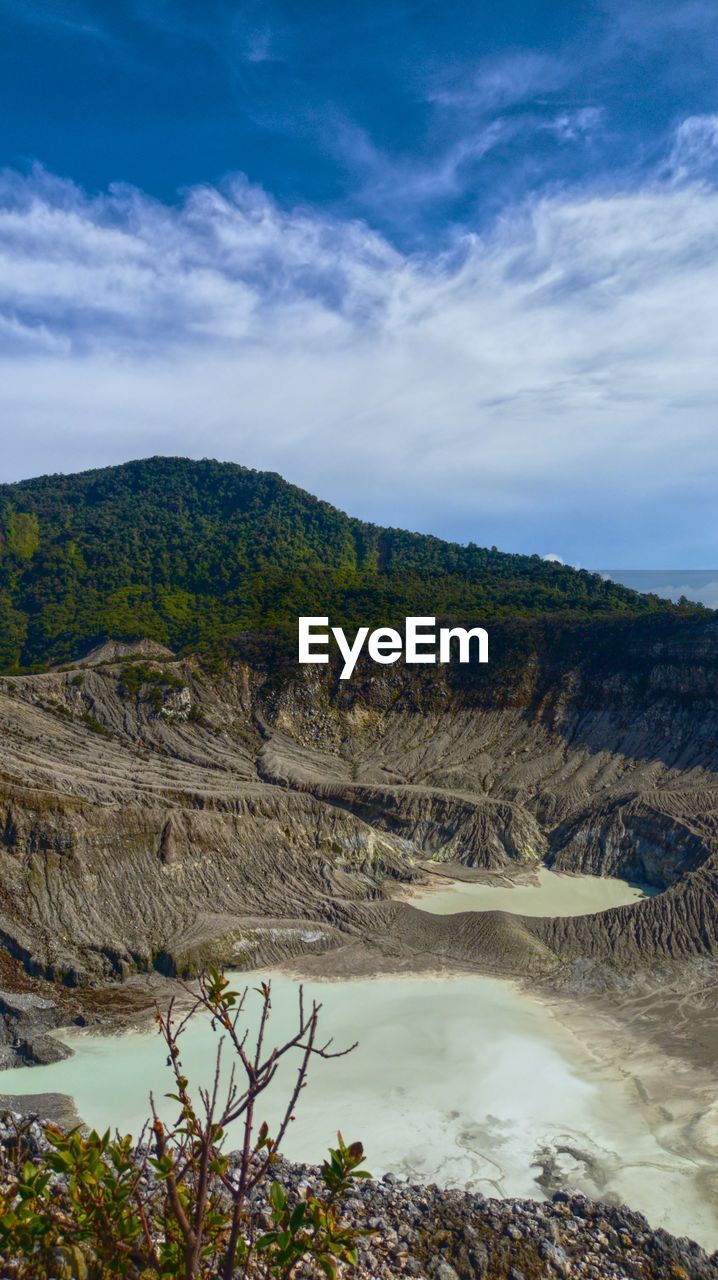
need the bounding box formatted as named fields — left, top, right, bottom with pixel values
left=0, top=456, right=692, bottom=671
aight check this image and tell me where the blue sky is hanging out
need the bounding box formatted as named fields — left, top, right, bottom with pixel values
left=1, top=0, right=718, bottom=564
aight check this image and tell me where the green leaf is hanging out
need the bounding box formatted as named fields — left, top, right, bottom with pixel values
left=289, top=1203, right=307, bottom=1231
left=269, top=1181, right=286, bottom=1212
left=256, top=1233, right=277, bottom=1250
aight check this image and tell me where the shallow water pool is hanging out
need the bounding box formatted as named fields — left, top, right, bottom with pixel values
left=2, top=970, right=716, bottom=1249
left=405, top=867, right=650, bottom=916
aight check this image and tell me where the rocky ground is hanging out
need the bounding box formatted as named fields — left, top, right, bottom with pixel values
left=304, top=1174, right=718, bottom=1280
left=1, top=1110, right=715, bottom=1279
left=3, top=639, right=718, bottom=1273
left=1, top=637, right=718, bottom=1004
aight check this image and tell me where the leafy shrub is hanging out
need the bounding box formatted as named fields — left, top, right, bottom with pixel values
left=118, top=663, right=187, bottom=714
left=0, top=970, right=369, bottom=1279
left=118, top=664, right=184, bottom=700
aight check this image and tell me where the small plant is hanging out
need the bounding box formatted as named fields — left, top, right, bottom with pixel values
left=80, top=712, right=113, bottom=738
left=0, top=970, right=369, bottom=1280
left=119, top=663, right=185, bottom=703
left=258, top=1134, right=370, bottom=1278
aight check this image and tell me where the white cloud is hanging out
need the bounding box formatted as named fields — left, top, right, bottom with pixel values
left=543, top=107, right=604, bottom=143
left=428, top=51, right=566, bottom=114
left=649, top=582, right=718, bottom=607
left=666, top=114, right=718, bottom=182
left=324, top=117, right=510, bottom=216
left=601, top=572, right=718, bottom=608
left=1, top=125, right=718, bottom=562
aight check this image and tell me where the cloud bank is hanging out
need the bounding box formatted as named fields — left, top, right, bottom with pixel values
left=1, top=122, right=718, bottom=563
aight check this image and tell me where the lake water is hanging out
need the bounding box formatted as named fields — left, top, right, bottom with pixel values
left=2, top=969, right=717, bottom=1249
left=405, top=868, right=649, bottom=916
left=2, top=874, right=716, bottom=1249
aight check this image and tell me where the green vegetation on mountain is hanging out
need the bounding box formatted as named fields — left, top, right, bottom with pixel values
left=0, top=456, right=695, bottom=672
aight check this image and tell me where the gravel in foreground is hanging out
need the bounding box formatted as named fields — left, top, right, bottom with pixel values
left=262, top=1156, right=718, bottom=1280
left=2, top=1112, right=716, bottom=1279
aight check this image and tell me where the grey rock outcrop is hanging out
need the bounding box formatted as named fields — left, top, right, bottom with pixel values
left=70, top=638, right=176, bottom=668
left=0, top=991, right=71, bottom=1068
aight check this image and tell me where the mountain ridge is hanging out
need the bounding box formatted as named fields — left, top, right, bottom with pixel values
left=0, top=455, right=692, bottom=673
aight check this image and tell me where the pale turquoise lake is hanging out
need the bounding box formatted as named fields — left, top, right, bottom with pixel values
left=406, top=867, right=649, bottom=916
left=2, top=874, right=716, bottom=1249
left=3, top=970, right=718, bottom=1249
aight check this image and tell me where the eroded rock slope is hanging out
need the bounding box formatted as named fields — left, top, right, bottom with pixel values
left=0, top=619, right=717, bottom=990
